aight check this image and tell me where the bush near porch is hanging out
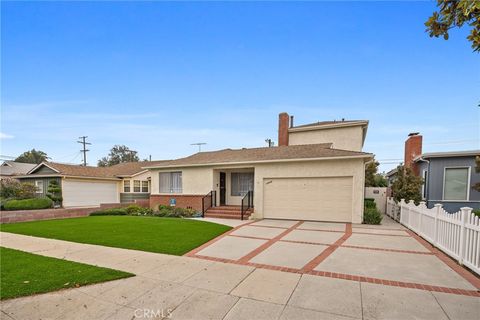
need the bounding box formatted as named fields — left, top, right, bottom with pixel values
left=89, top=204, right=197, bottom=218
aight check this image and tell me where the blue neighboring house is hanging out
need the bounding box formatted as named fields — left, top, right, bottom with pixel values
left=414, top=150, right=480, bottom=212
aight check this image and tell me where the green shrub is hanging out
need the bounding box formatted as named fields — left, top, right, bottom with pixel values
left=90, top=208, right=128, bottom=216
left=0, top=178, right=36, bottom=200
left=363, top=207, right=383, bottom=225
left=3, top=198, right=53, bottom=211
left=46, top=180, right=63, bottom=205
left=473, top=209, right=480, bottom=218
left=364, top=198, right=376, bottom=209
left=125, top=204, right=142, bottom=214
left=153, top=205, right=196, bottom=218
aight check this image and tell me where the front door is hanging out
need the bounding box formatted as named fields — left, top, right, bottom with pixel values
left=219, top=172, right=226, bottom=205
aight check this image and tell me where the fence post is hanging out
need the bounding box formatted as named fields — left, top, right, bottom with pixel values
left=433, top=204, right=442, bottom=247
left=458, top=207, right=471, bottom=265
left=400, top=199, right=406, bottom=225
left=419, top=201, right=426, bottom=234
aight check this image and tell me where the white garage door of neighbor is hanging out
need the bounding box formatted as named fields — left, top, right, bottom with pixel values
left=62, top=180, right=118, bottom=207
left=263, top=177, right=353, bottom=222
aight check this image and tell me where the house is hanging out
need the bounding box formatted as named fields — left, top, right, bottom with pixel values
left=0, top=161, right=36, bottom=180
left=16, top=160, right=169, bottom=207
left=403, top=133, right=479, bottom=212
left=144, top=113, right=373, bottom=223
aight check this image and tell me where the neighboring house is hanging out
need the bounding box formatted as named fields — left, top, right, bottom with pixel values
left=144, top=113, right=373, bottom=223
left=403, top=133, right=479, bottom=212
left=385, top=168, right=397, bottom=187
left=0, top=161, right=36, bottom=179
left=16, top=160, right=168, bottom=207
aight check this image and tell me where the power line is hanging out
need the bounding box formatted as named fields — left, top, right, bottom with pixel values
left=77, top=136, right=91, bottom=166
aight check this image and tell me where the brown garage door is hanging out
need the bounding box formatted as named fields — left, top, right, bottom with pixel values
left=263, top=177, right=353, bottom=222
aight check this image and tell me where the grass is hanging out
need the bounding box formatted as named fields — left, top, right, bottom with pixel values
left=0, top=216, right=232, bottom=255
left=0, top=247, right=133, bottom=300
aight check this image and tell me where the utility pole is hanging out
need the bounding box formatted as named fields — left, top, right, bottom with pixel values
left=77, top=136, right=91, bottom=166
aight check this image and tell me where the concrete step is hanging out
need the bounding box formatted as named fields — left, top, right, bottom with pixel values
left=204, top=213, right=252, bottom=220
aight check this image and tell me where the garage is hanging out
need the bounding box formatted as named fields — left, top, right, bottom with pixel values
left=263, top=176, right=353, bottom=222
left=62, top=179, right=118, bottom=207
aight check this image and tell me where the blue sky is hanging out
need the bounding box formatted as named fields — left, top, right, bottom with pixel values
left=1, top=1, right=478, bottom=171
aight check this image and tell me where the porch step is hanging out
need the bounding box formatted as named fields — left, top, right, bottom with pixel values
left=204, top=206, right=253, bottom=220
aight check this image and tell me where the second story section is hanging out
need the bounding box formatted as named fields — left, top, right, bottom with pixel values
left=277, top=112, right=368, bottom=152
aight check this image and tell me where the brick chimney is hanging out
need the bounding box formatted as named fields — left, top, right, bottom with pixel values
left=404, top=132, right=422, bottom=175
left=278, top=112, right=290, bottom=146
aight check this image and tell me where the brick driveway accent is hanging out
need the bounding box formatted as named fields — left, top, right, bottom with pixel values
left=186, top=217, right=480, bottom=297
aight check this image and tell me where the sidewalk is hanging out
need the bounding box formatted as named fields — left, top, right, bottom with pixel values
left=1, top=217, right=479, bottom=320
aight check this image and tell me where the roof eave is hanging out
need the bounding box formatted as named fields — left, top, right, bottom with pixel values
left=143, top=154, right=373, bottom=170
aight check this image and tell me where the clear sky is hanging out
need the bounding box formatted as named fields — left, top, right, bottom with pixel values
left=1, top=1, right=479, bottom=172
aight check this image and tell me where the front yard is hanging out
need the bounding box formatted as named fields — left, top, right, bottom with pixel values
left=0, top=247, right=133, bottom=300
left=0, top=216, right=231, bottom=255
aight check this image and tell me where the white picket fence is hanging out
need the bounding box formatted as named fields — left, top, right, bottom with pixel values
left=386, top=197, right=480, bottom=276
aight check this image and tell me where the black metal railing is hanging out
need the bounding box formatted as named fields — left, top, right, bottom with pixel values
left=240, top=190, right=254, bottom=220
left=201, top=190, right=216, bottom=217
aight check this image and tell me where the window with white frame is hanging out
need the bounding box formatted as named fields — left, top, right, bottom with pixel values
left=35, top=180, right=43, bottom=194
left=421, top=170, right=428, bottom=200
left=231, top=172, right=254, bottom=196
left=159, top=172, right=182, bottom=193
left=443, top=167, right=469, bottom=201
left=141, top=181, right=149, bottom=193
left=123, top=180, right=130, bottom=192
left=133, top=180, right=141, bottom=192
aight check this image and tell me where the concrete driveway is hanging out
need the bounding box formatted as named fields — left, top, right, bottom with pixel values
left=1, top=215, right=479, bottom=320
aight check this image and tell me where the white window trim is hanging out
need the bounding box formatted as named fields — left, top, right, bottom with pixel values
left=421, top=170, right=428, bottom=200
left=35, top=180, right=43, bottom=194
left=123, top=180, right=131, bottom=193
left=133, top=180, right=141, bottom=193
left=159, top=172, right=183, bottom=194
left=141, top=180, right=149, bottom=193
left=442, top=166, right=470, bottom=201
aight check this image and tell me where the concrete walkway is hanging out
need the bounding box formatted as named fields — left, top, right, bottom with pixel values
left=1, top=216, right=479, bottom=320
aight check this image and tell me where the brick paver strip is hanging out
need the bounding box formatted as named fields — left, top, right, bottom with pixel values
left=300, top=223, right=352, bottom=272
left=351, top=231, right=411, bottom=237
left=405, top=229, right=480, bottom=290
left=184, top=220, right=257, bottom=257
left=236, top=221, right=304, bottom=263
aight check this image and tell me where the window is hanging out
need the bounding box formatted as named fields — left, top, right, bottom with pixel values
left=443, top=167, right=469, bottom=201
left=133, top=180, right=141, bottom=192
left=141, top=181, right=149, bottom=193
left=159, top=172, right=182, bottom=193
left=34, top=180, right=43, bottom=194
left=231, top=172, right=254, bottom=196
left=123, top=180, right=130, bottom=192
left=421, top=170, right=428, bottom=200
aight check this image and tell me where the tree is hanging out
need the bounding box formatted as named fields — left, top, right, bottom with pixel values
left=46, top=180, right=63, bottom=206
left=473, top=156, right=480, bottom=192
left=365, top=160, right=388, bottom=187
left=15, top=149, right=48, bottom=164
left=391, top=165, right=423, bottom=204
left=425, top=0, right=480, bottom=52
left=97, top=145, right=139, bottom=167
left=365, top=160, right=379, bottom=187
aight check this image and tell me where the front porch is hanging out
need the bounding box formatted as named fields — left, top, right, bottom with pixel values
left=203, top=168, right=255, bottom=220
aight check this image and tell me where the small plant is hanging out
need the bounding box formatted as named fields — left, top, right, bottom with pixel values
left=364, top=198, right=376, bottom=209
left=4, top=198, right=53, bottom=211
left=363, top=207, right=383, bottom=225
left=46, top=180, right=63, bottom=207
left=473, top=209, right=480, bottom=218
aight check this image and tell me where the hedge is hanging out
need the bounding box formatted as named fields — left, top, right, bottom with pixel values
left=363, top=207, right=383, bottom=225
left=89, top=208, right=128, bottom=216
left=3, top=198, right=53, bottom=211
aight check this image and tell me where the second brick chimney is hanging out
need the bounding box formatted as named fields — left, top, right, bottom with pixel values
left=278, top=112, right=290, bottom=146
left=404, top=132, right=422, bottom=175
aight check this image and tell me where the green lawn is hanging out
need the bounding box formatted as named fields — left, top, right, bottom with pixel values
left=0, top=247, right=133, bottom=300
left=0, top=216, right=231, bottom=255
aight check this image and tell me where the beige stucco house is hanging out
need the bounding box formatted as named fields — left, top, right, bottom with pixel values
left=144, top=113, right=373, bottom=223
